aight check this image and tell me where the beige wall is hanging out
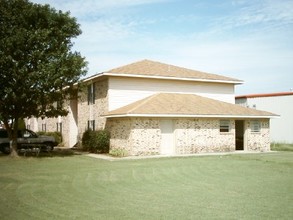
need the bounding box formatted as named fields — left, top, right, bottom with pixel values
left=26, top=79, right=109, bottom=148
left=108, top=77, right=235, bottom=111
left=77, top=79, right=109, bottom=145
left=106, top=117, right=271, bottom=156
left=174, top=119, right=235, bottom=154
left=77, top=86, right=88, bottom=136
left=245, top=119, right=270, bottom=152
left=106, top=118, right=161, bottom=156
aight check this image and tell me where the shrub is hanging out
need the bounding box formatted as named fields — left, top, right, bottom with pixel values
left=82, top=130, right=110, bottom=153
left=37, top=131, right=62, bottom=145
left=96, top=130, right=110, bottom=153
left=81, top=130, right=92, bottom=151
left=109, top=148, right=128, bottom=157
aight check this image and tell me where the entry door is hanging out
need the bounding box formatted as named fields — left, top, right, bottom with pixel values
left=160, top=119, right=174, bottom=155
left=235, top=120, right=244, bottom=150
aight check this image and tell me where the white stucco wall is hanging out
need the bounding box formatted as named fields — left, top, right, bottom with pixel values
left=108, top=77, right=235, bottom=111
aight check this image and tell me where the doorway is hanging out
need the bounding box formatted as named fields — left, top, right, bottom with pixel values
left=160, top=119, right=174, bottom=155
left=235, top=120, right=244, bottom=150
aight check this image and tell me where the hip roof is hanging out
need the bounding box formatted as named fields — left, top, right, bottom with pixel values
left=104, top=93, right=278, bottom=118
left=100, top=59, right=243, bottom=84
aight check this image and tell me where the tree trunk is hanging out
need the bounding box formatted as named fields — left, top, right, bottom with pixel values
left=10, top=139, right=19, bottom=158
left=4, top=119, right=19, bottom=158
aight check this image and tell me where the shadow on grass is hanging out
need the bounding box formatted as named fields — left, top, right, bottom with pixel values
left=38, top=148, right=78, bottom=157
left=0, top=148, right=85, bottom=158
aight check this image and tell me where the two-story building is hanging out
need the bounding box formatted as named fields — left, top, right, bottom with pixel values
left=26, top=60, right=277, bottom=156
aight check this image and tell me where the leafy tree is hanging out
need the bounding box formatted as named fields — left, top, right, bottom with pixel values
left=0, top=0, right=87, bottom=156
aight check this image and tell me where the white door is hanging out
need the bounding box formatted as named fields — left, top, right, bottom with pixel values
left=160, top=119, right=174, bottom=155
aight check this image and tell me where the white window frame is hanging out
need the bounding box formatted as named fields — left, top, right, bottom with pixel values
left=220, top=120, right=230, bottom=133
left=42, top=123, right=46, bottom=132
left=251, top=120, right=261, bottom=133
left=57, top=122, right=62, bottom=134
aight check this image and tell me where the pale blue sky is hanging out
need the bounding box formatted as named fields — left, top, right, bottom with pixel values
left=31, top=0, right=293, bottom=95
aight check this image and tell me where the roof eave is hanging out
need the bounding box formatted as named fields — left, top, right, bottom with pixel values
left=236, top=91, right=293, bottom=99
left=104, top=73, right=243, bottom=84
left=104, top=114, right=278, bottom=119
left=81, top=72, right=104, bottom=83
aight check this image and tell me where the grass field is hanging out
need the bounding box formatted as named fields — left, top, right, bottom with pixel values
left=0, top=152, right=292, bottom=220
left=271, top=142, right=293, bottom=152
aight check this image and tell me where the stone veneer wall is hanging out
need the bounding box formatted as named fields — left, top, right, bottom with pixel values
left=174, top=119, right=235, bottom=154
left=24, top=99, right=74, bottom=147
left=40, top=117, right=57, bottom=132
left=130, top=118, right=161, bottom=155
left=106, top=118, right=132, bottom=154
left=106, top=118, right=161, bottom=156
left=25, top=117, right=57, bottom=132
left=77, top=79, right=108, bottom=140
left=34, top=101, right=71, bottom=147
left=106, top=118, right=270, bottom=155
left=25, top=117, right=38, bottom=131
left=107, top=118, right=271, bottom=155
left=26, top=80, right=109, bottom=148
left=245, top=119, right=270, bottom=152
left=107, top=117, right=236, bottom=156
left=77, top=86, right=88, bottom=136
left=95, top=79, right=108, bottom=129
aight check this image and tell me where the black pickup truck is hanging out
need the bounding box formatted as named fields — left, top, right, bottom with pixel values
left=0, top=129, right=58, bottom=154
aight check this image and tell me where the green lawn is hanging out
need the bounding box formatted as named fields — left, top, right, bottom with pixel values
left=271, top=142, right=293, bottom=152
left=0, top=152, right=292, bottom=220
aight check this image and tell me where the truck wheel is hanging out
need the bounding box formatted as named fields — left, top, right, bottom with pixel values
left=43, top=143, right=54, bottom=152
left=1, top=144, right=11, bottom=154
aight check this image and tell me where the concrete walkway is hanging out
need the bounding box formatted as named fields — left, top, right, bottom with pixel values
left=86, top=151, right=277, bottom=161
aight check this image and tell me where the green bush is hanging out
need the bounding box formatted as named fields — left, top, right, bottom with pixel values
left=82, top=130, right=110, bottom=153
left=81, top=130, right=92, bottom=151
left=37, top=131, right=62, bottom=145
left=109, top=148, right=128, bottom=157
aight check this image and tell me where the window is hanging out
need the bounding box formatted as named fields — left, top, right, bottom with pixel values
left=57, top=122, right=62, bottom=134
left=42, top=123, right=46, bottom=132
left=23, top=130, right=36, bottom=138
left=88, top=120, right=95, bottom=131
left=251, top=120, right=260, bottom=133
left=220, top=120, right=230, bottom=132
left=87, top=83, right=96, bottom=105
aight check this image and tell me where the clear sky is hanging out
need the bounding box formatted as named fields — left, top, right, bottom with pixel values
left=31, top=0, right=293, bottom=95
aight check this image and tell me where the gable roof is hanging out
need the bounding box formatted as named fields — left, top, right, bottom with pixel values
left=101, top=60, right=243, bottom=84
left=105, top=93, right=277, bottom=118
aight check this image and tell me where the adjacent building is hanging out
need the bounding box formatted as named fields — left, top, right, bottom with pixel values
left=236, top=92, right=293, bottom=143
left=26, top=60, right=277, bottom=155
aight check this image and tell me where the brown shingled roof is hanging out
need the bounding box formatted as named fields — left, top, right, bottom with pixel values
left=106, top=59, right=242, bottom=83
left=105, top=93, right=277, bottom=118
